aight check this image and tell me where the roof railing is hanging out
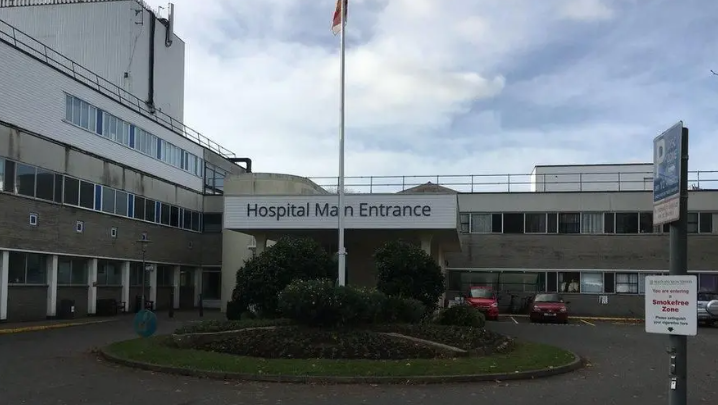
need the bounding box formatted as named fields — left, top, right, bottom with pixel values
left=311, top=170, right=718, bottom=194
left=0, top=16, right=237, bottom=159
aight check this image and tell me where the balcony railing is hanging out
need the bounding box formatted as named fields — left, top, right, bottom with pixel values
left=0, top=17, right=237, bottom=158
left=311, top=170, right=718, bottom=194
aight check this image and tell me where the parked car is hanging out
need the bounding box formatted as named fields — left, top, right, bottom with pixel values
left=697, top=292, right=718, bottom=326
left=464, top=285, right=500, bottom=321
left=529, top=293, right=569, bottom=324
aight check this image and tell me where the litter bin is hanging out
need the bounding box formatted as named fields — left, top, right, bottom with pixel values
left=58, top=299, right=75, bottom=319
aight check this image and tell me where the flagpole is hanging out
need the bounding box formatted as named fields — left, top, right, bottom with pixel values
left=337, top=0, right=347, bottom=287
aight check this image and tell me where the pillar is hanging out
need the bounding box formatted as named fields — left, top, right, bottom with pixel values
left=194, top=267, right=202, bottom=306
left=420, top=234, right=433, bottom=255
left=0, top=250, right=9, bottom=321
left=172, top=265, right=181, bottom=309
left=46, top=255, right=58, bottom=317
left=87, top=258, right=98, bottom=315
left=121, top=261, right=130, bottom=312
left=437, top=248, right=447, bottom=309
left=148, top=265, right=157, bottom=310
left=254, top=234, right=267, bottom=255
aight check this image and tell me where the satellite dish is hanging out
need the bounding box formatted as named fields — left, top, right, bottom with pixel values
left=707, top=300, right=718, bottom=317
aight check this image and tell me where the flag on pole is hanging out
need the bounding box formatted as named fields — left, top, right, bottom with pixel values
left=331, top=0, right=348, bottom=35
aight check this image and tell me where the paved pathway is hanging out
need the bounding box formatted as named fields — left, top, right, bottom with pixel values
left=0, top=314, right=716, bottom=405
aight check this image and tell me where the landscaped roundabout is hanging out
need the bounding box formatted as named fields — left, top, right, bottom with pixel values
left=101, top=237, right=583, bottom=384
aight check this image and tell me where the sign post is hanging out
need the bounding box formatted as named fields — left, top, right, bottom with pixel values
left=649, top=122, right=690, bottom=405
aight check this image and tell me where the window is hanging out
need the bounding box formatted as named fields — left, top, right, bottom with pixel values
left=29, top=213, right=38, bottom=226
left=3, top=160, right=15, bottom=192
left=580, top=213, right=603, bottom=234
left=687, top=213, right=698, bottom=233
left=639, top=212, right=653, bottom=233
left=525, top=213, right=547, bottom=233
left=578, top=272, right=603, bottom=293
left=699, top=273, right=718, bottom=292
left=615, top=213, right=639, bottom=233
left=699, top=213, right=713, bottom=233
left=156, top=265, right=174, bottom=286
left=502, top=213, right=524, bottom=233
left=603, top=272, right=615, bottom=293
left=35, top=169, right=55, bottom=201
left=547, top=213, right=558, bottom=233
left=53, top=174, right=63, bottom=203
left=459, top=214, right=469, bottom=233
left=558, top=272, right=581, bottom=293
left=63, top=177, right=80, bottom=205
left=201, top=270, right=222, bottom=300
left=15, top=163, right=36, bottom=197
left=604, top=212, right=615, bottom=233
left=203, top=213, right=223, bottom=233
left=79, top=181, right=94, bottom=209
left=470, top=213, right=501, bottom=233
left=130, top=262, right=145, bottom=286
left=97, top=260, right=122, bottom=285
left=65, top=94, right=97, bottom=132
left=170, top=205, right=180, bottom=227
left=145, top=198, right=155, bottom=222
left=115, top=191, right=128, bottom=216
left=57, top=257, right=88, bottom=285
left=160, top=203, right=171, bottom=225
left=546, top=272, right=558, bottom=292
left=76, top=220, right=84, bottom=233
left=182, top=209, right=193, bottom=230
left=8, top=252, right=47, bottom=284
left=558, top=213, right=580, bottom=234
left=102, top=187, right=116, bottom=213
left=191, top=211, right=201, bottom=232
left=616, top=273, right=639, bottom=293
left=134, top=196, right=146, bottom=220
left=0, top=158, right=4, bottom=191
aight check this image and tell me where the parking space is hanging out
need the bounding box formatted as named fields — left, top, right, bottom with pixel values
left=496, top=314, right=590, bottom=326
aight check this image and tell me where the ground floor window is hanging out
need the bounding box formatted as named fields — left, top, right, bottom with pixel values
left=202, top=270, right=221, bottom=300
left=8, top=252, right=47, bottom=284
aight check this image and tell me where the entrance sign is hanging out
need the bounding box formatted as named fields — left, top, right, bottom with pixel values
left=653, top=122, right=683, bottom=226
left=224, top=194, right=458, bottom=230
left=644, top=275, right=697, bottom=336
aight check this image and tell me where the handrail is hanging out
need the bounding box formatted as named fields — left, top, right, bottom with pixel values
left=0, top=16, right=237, bottom=158
left=311, top=170, right=718, bottom=193
left=0, top=0, right=128, bottom=7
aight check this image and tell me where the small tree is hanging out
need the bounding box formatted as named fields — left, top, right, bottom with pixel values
left=232, top=236, right=336, bottom=318
left=374, top=240, right=445, bottom=314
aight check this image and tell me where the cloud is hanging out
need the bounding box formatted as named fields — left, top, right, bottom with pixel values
left=142, top=0, right=718, bottom=191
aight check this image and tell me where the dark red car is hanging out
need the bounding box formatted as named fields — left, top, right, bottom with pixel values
left=465, top=286, right=499, bottom=321
left=529, top=293, right=569, bottom=324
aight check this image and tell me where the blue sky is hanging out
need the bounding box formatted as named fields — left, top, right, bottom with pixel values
left=145, top=0, right=718, bottom=190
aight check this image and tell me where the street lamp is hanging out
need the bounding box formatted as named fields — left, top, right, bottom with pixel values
left=136, top=233, right=152, bottom=311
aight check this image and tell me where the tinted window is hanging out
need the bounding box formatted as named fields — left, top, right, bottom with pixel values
left=170, top=205, right=179, bottom=227
left=145, top=199, right=155, bottom=222
left=64, top=177, right=80, bottom=205
left=160, top=203, right=171, bottom=225
left=534, top=293, right=562, bottom=303
left=698, top=292, right=718, bottom=301
left=35, top=169, right=55, bottom=201
left=134, top=196, right=146, bottom=220
left=79, top=181, right=94, bottom=209
left=115, top=191, right=128, bottom=216
left=470, top=288, right=493, bottom=298
left=15, top=163, right=36, bottom=197
left=102, top=187, right=115, bottom=213
left=182, top=209, right=192, bottom=229
left=191, top=211, right=201, bottom=232
left=3, top=160, right=15, bottom=192
left=53, top=174, right=63, bottom=203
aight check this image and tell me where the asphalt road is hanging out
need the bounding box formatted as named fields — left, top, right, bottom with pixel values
left=0, top=314, right=716, bottom=405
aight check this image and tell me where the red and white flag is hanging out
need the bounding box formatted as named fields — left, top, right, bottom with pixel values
left=331, top=0, right=348, bottom=35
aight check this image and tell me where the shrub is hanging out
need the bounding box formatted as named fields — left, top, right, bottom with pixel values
left=374, top=240, right=445, bottom=313
left=225, top=300, right=244, bottom=320
left=277, top=279, right=342, bottom=327
left=231, top=236, right=336, bottom=317
left=379, top=296, right=427, bottom=324
left=434, top=305, right=486, bottom=328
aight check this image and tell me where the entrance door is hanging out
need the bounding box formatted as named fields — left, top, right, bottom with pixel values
left=178, top=267, right=195, bottom=309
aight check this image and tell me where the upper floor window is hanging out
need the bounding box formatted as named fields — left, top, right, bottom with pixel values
left=204, top=163, right=228, bottom=195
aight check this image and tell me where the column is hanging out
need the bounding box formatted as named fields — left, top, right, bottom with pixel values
left=46, top=255, right=58, bottom=317
left=437, top=248, right=447, bottom=309
left=255, top=234, right=267, bottom=255
left=420, top=234, right=433, bottom=255
left=172, top=266, right=181, bottom=309
left=149, top=265, right=157, bottom=310
left=87, top=258, right=98, bottom=315
left=194, top=267, right=203, bottom=306
left=121, top=261, right=130, bottom=312
left=0, top=250, right=9, bottom=321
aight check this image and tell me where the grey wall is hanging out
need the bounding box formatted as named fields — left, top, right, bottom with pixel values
left=6, top=286, right=47, bottom=322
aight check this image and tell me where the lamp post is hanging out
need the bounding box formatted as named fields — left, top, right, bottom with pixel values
left=136, top=233, right=152, bottom=311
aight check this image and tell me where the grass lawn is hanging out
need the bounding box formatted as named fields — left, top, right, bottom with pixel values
left=104, top=336, right=576, bottom=377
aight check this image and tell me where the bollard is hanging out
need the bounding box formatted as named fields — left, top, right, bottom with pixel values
left=169, top=291, right=174, bottom=318
left=199, top=293, right=204, bottom=317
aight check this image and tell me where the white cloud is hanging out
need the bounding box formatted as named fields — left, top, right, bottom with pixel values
left=141, top=0, right=716, bottom=190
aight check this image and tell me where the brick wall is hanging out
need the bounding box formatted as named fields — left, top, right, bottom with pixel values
left=447, top=234, right=718, bottom=270
left=0, top=193, right=221, bottom=265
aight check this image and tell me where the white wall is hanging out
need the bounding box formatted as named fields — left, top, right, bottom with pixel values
left=458, top=190, right=718, bottom=213
left=0, top=38, right=204, bottom=191
left=532, top=164, right=653, bottom=192
left=0, top=0, right=185, bottom=120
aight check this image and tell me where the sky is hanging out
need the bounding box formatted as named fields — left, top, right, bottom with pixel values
left=143, top=0, right=718, bottom=192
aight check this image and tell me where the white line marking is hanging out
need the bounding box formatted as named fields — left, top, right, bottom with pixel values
left=510, top=316, right=519, bottom=324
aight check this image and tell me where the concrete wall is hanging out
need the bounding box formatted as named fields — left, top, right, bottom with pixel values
left=6, top=286, right=47, bottom=322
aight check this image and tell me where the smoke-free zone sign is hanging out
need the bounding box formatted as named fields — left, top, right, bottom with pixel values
left=644, top=275, right=697, bottom=336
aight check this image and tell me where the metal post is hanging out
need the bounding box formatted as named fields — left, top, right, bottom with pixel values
left=169, top=290, right=174, bottom=318
left=136, top=235, right=151, bottom=312
left=668, top=127, right=689, bottom=405
left=336, top=0, right=347, bottom=287
left=198, top=293, right=204, bottom=317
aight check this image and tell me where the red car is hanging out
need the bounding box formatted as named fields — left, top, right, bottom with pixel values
left=465, top=286, right=499, bottom=321
left=529, top=293, right=569, bottom=324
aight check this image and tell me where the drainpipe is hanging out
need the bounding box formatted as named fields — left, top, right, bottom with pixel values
left=146, top=10, right=157, bottom=113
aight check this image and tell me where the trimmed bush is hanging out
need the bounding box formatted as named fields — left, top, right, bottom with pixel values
left=225, top=300, right=244, bottom=320
left=434, top=305, right=486, bottom=328
left=374, top=240, right=445, bottom=314
left=231, top=236, right=336, bottom=317
left=380, top=295, right=427, bottom=324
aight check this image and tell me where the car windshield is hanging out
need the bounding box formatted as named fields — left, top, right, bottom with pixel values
left=534, top=293, right=562, bottom=303
left=698, top=292, right=718, bottom=301
left=470, top=288, right=493, bottom=298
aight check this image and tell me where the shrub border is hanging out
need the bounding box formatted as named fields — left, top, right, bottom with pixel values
left=98, top=342, right=584, bottom=385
